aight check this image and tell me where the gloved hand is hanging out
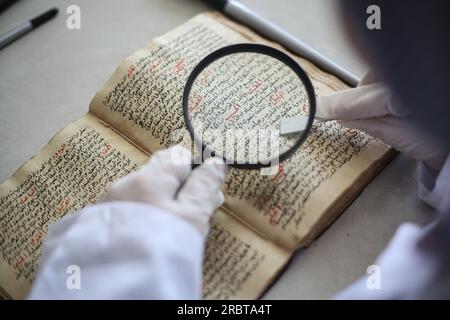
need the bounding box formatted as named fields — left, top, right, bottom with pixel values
left=101, top=145, right=226, bottom=236
left=317, top=72, right=448, bottom=170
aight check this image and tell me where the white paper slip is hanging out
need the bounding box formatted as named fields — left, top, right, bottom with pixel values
left=279, top=116, right=308, bottom=135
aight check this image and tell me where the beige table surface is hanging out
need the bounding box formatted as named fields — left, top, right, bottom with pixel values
left=0, top=0, right=433, bottom=299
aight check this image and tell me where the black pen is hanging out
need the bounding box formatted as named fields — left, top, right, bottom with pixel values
left=0, top=7, right=58, bottom=50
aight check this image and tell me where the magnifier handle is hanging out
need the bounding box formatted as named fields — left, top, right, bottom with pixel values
left=191, top=162, right=200, bottom=170
left=191, top=154, right=204, bottom=170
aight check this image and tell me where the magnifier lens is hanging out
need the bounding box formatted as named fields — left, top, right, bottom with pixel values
left=186, top=46, right=314, bottom=168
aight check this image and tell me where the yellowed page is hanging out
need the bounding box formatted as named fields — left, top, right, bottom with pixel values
left=89, top=12, right=394, bottom=250
left=204, top=208, right=289, bottom=299
left=0, top=12, right=389, bottom=300
left=209, top=13, right=396, bottom=249
left=89, top=13, right=245, bottom=152
left=0, top=111, right=287, bottom=300
left=0, top=113, right=149, bottom=299
left=89, top=12, right=347, bottom=152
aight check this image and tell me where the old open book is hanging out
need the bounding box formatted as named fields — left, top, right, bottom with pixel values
left=0, top=12, right=395, bottom=299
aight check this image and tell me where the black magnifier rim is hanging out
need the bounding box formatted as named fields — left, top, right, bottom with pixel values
left=182, top=43, right=316, bottom=169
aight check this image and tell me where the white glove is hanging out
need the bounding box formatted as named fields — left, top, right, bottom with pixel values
left=101, top=145, right=226, bottom=236
left=317, top=72, right=448, bottom=170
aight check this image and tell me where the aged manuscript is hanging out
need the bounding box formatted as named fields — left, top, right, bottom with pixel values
left=0, top=12, right=395, bottom=299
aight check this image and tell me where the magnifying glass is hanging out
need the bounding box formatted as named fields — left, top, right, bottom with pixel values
left=183, top=43, right=316, bottom=169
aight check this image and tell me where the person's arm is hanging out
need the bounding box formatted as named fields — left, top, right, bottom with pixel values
left=317, top=72, right=449, bottom=209
left=318, top=73, right=450, bottom=299
left=28, top=145, right=225, bottom=299
left=418, top=156, right=450, bottom=212
left=335, top=212, right=450, bottom=300
left=28, top=202, right=204, bottom=299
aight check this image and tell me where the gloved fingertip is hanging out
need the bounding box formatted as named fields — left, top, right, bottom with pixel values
left=202, top=157, right=226, bottom=183
left=336, top=119, right=350, bottom=127
left=204, top=157, right=226, bottom=170
left=337, top=119, right=359, bottom=129
left=204, top=156, right=225, bottom=165
left=316, top=95, right=338, bottom=120
left=167, top=144, right=193, bottom=165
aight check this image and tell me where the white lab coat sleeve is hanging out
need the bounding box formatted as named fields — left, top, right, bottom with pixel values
left=418, top=155, right=450, bottom=211
left=335, top=216, right=450, bottom=299
left=27, top=201, right=205, bottom=299
left=335, top=157, right=450, bottom=299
